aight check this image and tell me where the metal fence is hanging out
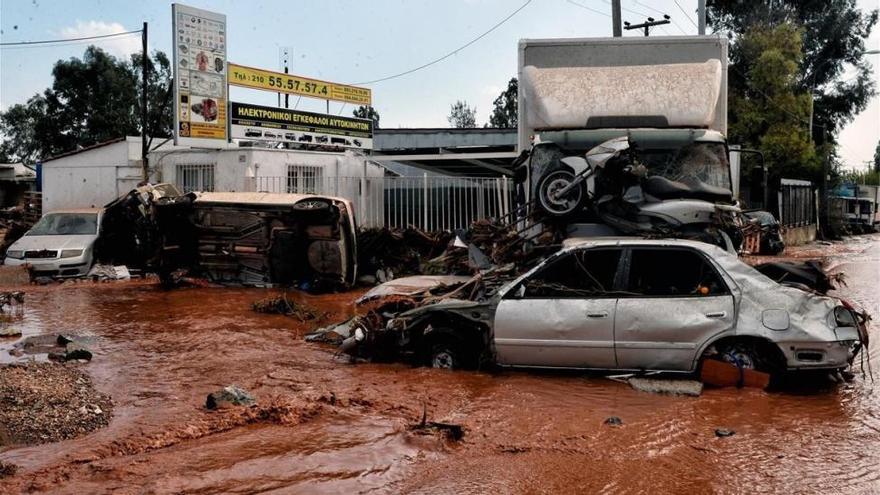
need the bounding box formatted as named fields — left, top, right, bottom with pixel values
left=246, top=175, right=514, bottom=230
left=778, top=179, right=815, bottom=227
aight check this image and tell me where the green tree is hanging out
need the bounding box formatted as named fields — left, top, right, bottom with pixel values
left=352, top=105, right=380, bottom=128
left=487, top=78, right=517, bottom=128
left=874, top=140, right=880, bottom=173
left=0, top=46, right=172, bottom=164
left=447, top=100, right=477, bottom=128
left=727, top=24, right=818, bottom=181
left=708, top=0, right=878, bottom=143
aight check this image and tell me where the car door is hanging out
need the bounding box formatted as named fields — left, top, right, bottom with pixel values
left=614, top=247, right=735, bottom=371
left=494, top=248, right=623, bottom=369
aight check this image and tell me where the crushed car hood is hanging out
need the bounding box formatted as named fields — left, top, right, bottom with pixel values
left=356, top=275, right=473, bottom=305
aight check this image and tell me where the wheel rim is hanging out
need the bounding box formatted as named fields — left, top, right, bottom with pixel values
left=539, top=171, right=581, bottom=216
left=723, top=349, right=756, bottom=370
left=432, top=350, right=455, bottom=369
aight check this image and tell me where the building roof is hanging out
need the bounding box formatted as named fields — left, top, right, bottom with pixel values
left=40, top=137, right=128, bottom=163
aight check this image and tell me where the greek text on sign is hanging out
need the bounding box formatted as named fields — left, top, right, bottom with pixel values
left=230, top=102, right=373, bottom=150
left=228, top=63, right=371, bottom=105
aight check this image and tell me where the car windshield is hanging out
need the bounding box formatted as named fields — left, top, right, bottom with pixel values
left=638, top=142, right=731, bottom=191
left=27, top=213, right=98, bottom=236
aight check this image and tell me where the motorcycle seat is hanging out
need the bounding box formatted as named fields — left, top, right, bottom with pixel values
left=642, top=175, right=732, bottom=203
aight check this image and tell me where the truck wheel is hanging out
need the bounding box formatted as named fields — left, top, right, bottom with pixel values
left=536, top=168, right=586, bottom=218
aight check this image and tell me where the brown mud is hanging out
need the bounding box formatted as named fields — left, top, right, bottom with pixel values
left=1, top=234, right=879, bottom=494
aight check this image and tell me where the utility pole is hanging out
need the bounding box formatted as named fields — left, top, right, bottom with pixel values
left=141, top=21, right=148, bottom=183
left=624, top=16, right=670, bottom=37
left=282, top=47, right=290, bottom=109
left=611, top=0, right=622, bottom=37
left=697, top=0, right=706, bottom=35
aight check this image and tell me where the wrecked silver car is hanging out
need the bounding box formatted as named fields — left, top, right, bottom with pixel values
left=340, top=238, right=867, bottom=374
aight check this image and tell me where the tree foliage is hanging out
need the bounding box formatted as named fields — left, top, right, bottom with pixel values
left=447, top=100, right=477, bottom=128
left=727, top=24, right=819, bottom=181
left=708, top=0, right=878, bottom=142
left=0, top=46, right=172, bottom=164
left=487, top=78, right=517, bottom=128
left=352, top=105, right=380, bottom=128
left=874, top=140, right=880, bottom=173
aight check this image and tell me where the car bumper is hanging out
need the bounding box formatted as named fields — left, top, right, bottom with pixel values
left=778, top=338, right=860, bottom=370
left=4, top=255, right=92, bottom=277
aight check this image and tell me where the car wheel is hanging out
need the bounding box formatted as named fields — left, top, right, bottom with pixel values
left=426, top=334, right=473, bottom=370
left=715, top=341, right=776, bottom=373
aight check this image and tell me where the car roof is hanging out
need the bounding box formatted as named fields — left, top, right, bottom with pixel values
left=561, top=236, right=723, bottom=252
left=44, top=208, right=103, bottom=214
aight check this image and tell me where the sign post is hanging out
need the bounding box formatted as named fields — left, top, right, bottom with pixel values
left=172, top=3, right=228, bottom=148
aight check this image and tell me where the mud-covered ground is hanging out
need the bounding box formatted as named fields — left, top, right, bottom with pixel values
left=0, top=234, right=878, bottom=494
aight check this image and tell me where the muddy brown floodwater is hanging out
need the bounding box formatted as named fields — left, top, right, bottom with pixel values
left=1, top=234, right=879, bottom=494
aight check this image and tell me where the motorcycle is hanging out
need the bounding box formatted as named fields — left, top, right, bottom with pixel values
left=534, top=136, right=742, bottom=251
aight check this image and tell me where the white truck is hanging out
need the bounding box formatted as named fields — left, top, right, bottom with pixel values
left=516, top=36, right=745, bottom=249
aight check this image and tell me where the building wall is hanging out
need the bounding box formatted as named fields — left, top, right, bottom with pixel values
left=41, top=140, right=144, bottom=211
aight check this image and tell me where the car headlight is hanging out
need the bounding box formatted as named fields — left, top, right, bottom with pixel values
left=5, top=250, right=24, bottom=259
left=60, top=249, right=84, bottom=258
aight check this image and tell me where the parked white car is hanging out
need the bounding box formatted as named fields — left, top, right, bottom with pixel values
left=4, top=209, right=103, bottom=277
left=348, top=238, right=866, bottom=374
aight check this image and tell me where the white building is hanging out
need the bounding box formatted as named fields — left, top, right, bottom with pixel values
left=39, top=136, right=386, bottom=224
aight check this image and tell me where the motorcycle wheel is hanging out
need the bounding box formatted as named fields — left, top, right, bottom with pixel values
left=536, top=168, right=586, bottom=218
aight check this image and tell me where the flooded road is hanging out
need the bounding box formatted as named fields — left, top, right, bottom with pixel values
left=2, top=234, right=879, bottom=494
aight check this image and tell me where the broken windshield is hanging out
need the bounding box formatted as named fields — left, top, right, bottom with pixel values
left=637, top=142, right=731, bottom=191
left=27, top=213, right=98, bottom=236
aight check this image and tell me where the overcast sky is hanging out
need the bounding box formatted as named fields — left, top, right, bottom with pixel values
left=1, top=0, right=878, bottom=169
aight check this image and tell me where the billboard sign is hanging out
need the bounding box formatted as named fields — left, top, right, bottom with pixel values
left=230, top=102, right=373, bottom=150
left=172, top=3, right=227, bottom=147
left=228, top=63, right=371, bottom=106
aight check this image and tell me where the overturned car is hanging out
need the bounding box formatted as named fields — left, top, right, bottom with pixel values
left=332, top=238, right=867, bottom=375
left=98, top=185, right=357, bottom=289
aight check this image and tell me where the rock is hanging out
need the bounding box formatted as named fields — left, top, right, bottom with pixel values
left=715, top=428, right=735, bottom=438
left=47, top=351, right=67, bottom=362
left=65, top=342, right=92, bottom=361
left=57, top=334, right=76, bottom=345
left=604, top=416, right=623, bottom=426
left=206, top=385, right=255, bottom=410
left=0, top=460, right=18, bottom=478
left=0, top=326, right=21, bottom=337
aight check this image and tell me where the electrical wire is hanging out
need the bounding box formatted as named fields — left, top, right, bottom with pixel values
left=672, top=0, right=699, bottom=29
left=566, top=0, right=611, bottom=18
left=0, top=29, right=142, bottom=47
left=353, top=0, right=533, bottom=85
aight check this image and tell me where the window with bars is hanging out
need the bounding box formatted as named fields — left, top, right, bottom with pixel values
left=287, top=165, right=323, bottom=194
left=176, top=163, right=215, bottom=192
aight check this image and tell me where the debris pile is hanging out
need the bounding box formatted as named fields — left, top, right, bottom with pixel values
left=0, top=362, right=113, bottom=446
left=251, top=294, right=322, bottom=321
left=356, top=227, right=453, bottom=281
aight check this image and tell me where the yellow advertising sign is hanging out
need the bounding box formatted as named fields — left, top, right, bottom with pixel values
left=228, top=63, right=372, bottom=105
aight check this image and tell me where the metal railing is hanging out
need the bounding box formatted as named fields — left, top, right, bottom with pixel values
left=245, top=175, right=515, bottom=230
left=778, top=179, right=815, bottom=228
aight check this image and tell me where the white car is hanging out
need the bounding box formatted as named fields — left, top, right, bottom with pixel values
left=4, top=209, right=103, bottom=277
left=347, top=238, right=866, bottom=374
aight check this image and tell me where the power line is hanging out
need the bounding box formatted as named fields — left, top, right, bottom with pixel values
left=672, top=0, right=699, bottom=29
left=599, top=0, right=649, bottom=18
left=354, top=0, right=533, bottom=85
left=566, top=0, right=610, bottom=18
left=0, top=29, right=142, bottom=47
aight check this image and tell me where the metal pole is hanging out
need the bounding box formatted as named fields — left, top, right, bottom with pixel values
left=141, top=22, right=149, bottom=182
left=697, top=0, right=706, bottom=35
left=611, top=0, right=622, bottom=37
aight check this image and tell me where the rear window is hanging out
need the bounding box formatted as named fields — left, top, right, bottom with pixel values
left=27, top=213, right=98, bottom=236
left=523, top=248, right=622, bottom=298
left=625, top=248, right=728, bottom=297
